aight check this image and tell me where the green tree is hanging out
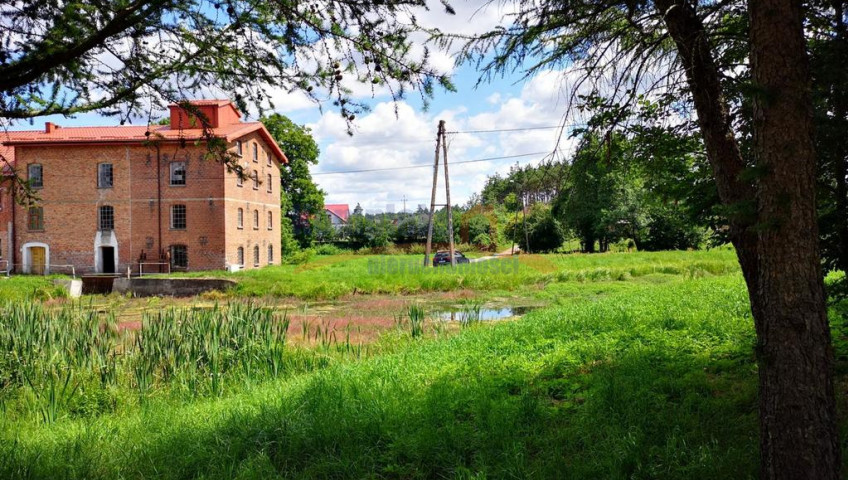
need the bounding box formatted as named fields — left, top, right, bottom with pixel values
left=454, top=1, right=839, bottom=476
left=262, top=114, right=325, bottom=248
left=0, top=1, right=453, bottom=121
left=555, top=132, right=644, bottom=252
left=505, top=203, right=564, bottom=252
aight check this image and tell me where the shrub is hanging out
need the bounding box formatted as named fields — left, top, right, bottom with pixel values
left=314, top=244, right=349, bottom=256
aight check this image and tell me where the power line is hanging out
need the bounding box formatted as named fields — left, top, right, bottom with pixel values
left=445, top=123, right=586, bottom=135
left=312, top=151, right=550, bottom=176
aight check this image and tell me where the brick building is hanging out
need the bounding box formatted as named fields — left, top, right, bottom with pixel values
left=0, top=100, right=286, bottom=274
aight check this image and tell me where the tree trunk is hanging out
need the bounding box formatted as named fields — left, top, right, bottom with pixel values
left=658, top=0, right=839, bottom=478
left=832, top=0, right=848, bottom=273
left=749, top=0, right=839, bottom=477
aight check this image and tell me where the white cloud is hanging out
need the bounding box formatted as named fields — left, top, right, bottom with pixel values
left=306, top=69, right=580, bottom=212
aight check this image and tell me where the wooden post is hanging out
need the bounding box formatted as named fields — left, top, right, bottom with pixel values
left=424, top=120, right=444, bottom=267
left=442, top=123, right=456, bottom=267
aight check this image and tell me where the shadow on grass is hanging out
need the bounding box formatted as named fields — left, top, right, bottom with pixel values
left=2, top=344, right=760, bottom=479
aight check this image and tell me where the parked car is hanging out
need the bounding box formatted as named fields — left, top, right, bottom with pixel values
left=432, top=250, right=470, bottom=266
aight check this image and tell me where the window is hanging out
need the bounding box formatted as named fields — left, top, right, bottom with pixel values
left=266, top=151, right=272, bottom=166
left=252, top=170, right=259, bottom=190
left=98, top=205, right=114, bottom=230
left=170, top=161, right=186, bottom=186
left=237, top=208, right=244, bottom=229
left=237, top=247, right=244, bottom=266
left=28, top=164, right=43, bottom=189
left=253, top=245, right=259, bottom=267
left=253, top=209, right=259, bottom=229
left=28, top=206, right=44, bottom=230
left=266, top=173, right=272, bottom=193
left=268, top=245, right=274, bottom=265
left=98, top=163, right=113, bottom=188
left=267, top=211, right=273, bottom=230
left=170, top=245, right=188, bottom=269
left=170, top=204, right=186, bottom=230
left=236, top=169, right=243, bottom=187
left=235, top=140, right=243, bottom=156
left=252, top=143, right=258, bottom=162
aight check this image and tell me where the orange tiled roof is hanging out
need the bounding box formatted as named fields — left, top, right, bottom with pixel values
left=1, top=122, right=288, bottom=164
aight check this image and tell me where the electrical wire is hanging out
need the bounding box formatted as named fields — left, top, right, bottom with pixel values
left=445, top=123, right=586, bottom=135
left=311, top=151, right=550, bottom=176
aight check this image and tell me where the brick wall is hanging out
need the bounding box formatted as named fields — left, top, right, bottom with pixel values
left=224, top=131, right=282, bottom=270
left=11, top=133, right=281, bottom=274
left=13, top=142, right=230, bottom=274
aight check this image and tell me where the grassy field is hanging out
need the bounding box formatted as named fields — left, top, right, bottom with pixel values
left=1, top=249, right=845, bottom=478
left=171, top=248, right=741, bottom=299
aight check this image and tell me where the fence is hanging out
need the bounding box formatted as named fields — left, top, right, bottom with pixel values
left=138, top=262, right=171, bottom=276
left=0, top=262, right=76, bottom=278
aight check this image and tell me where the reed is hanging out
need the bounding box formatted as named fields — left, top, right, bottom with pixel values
left=0, top=301, right=291, bottom=421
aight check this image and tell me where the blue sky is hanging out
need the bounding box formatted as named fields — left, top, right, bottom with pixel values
left=8, top=2, right=579, bottom=214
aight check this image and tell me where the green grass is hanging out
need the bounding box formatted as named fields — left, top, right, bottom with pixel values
left=162, top=249, right=741, bottom=300
left=0, top=274, right=67, bottom=301
left=4, top=249, right=845, bottom=479
left=1, top=273, right=772, bottom=479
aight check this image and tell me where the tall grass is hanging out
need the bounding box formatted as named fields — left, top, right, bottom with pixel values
left=0, top=302, right=291, bottom=422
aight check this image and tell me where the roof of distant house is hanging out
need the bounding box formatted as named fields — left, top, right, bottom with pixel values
left=325, top=204, right=350, bottom=222
left=0, top=100, right=288, bottom=164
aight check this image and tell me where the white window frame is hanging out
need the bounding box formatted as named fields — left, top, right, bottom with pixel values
left=169, top=161, right=186, bottom=186
left=170, top=204, right=187, bottom=230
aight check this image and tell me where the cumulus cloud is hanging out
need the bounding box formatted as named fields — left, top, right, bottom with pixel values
left=305, top=69, right=579, bottom=212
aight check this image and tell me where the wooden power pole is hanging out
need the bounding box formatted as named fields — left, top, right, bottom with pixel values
left=424, top=120, right=456, bottom=267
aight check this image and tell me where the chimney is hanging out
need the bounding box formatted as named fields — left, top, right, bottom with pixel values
left=45, top=122, right=58, bottom=133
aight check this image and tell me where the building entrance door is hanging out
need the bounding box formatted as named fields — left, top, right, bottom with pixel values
left=30, top=247, right=46, bottom=275
left=101, top=246, right=115, bottom=274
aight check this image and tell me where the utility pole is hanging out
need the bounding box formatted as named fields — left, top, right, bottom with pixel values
left=424, top=120, right=456, bottom=267
left=401, top=195, right=408, bottom=214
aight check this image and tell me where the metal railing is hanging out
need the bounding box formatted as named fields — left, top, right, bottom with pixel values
left=138, top=262, right=171, bottom=276
left=1, top=262, right=77, bottom=278
left=49, top=264, right=77, bottom=278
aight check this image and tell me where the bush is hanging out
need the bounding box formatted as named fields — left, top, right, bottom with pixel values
left=313, top=244, right=350, bottom=255
left=284, top=249, right=314, bottom=265
left=472, top=233, right=492, bottom=247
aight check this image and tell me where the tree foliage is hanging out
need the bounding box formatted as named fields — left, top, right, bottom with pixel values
left=0, top=0, right=455, bottom=122
left=262, top=113, right=325, bottom=247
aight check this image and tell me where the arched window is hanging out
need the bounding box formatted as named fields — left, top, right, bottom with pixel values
left=268, top=244, right=274, bottom=264
left=253, top=210, right=259, bottom=229
left=237, top=208, right=244, bottom=228
left=237, top=247, right=244, bottom=266
left=252, top=170, right=259, bottom=189
left=253, top=245, right=259, bottom=267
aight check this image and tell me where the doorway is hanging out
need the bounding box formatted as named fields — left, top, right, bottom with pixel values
left=100, top=246, right=115, bottom=274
